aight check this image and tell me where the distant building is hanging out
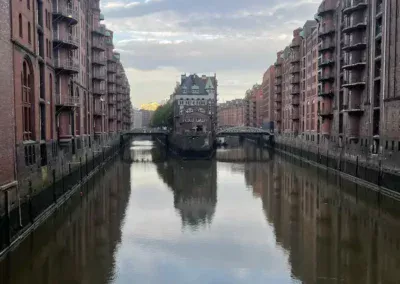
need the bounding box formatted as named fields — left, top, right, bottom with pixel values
left=172, top=74, right=218, bottom=134
left=141, top=109, right=154, bottom=128
left=132, top=108, right=143, bottom=129
left=217, top=99, right=246, bottom=127
left=261, top=66, right=275, bottom=131
left=245, top=85, right=263, bottom=128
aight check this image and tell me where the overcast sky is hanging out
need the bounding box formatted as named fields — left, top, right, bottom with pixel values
left=100, top=0, right=320, bottom=107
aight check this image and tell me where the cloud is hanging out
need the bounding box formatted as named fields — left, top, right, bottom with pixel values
left=100, top=0, right=320, bottom=106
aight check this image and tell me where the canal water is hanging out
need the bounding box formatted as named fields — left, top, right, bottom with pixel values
left=1, top=141, right=400, bottom=284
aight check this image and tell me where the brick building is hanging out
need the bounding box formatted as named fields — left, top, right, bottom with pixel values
left=217, top=99, right=246, bottom=127
left=245, top=85, right=263, bottom=127
left=173, top=74, right=218, bottom=134
left=0, top=0, right=132, bottom=209
left=261, top=66, right=275, bottom=131
left=0, top=0, right=16, bottom=191
left=273, top=0, right=400, bottom=167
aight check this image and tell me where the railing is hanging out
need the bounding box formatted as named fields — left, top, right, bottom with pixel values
left=92, top=25, right=106, bottom=36
left=343, top=56, right=366, bottom=67
left=92, top=39, right=105, bottom=50
left=319, top=25, right=335, bottom=35
left=319, top=41, right=335, bottom=51
left=56, top=95, right=79, bottom=106
left=53, top=31, right=79, bottom=47
left=53, top=6, right=79, bottom=23
left=54, top=59, right=79, bottom=72
left=343, top=0, right=367, bottom=14
left=290, top=76, right=300, bottom=84
left=92, top=71, right=106, bottom=80
left=290, top=66, right=300, bottom=73
left=92, top=56, right=106, bottom=65
left=93, top=86, right=105, bottom=94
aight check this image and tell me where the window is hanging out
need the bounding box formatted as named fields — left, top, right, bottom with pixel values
left=27, top=0, right=30, bottom=9
left=28, top=22, right=31, bottom=43
left=45, top=39, right=48, bottom=57
left=45, top=9, right=48, bottom=28
left=19, top=14, right=23, bottom=37
left=22, top=59, right=34, bottom=141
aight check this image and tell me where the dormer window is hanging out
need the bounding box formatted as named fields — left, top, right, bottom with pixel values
left=192, top=84, right=199, bottom=94
left=182, top=86, right=187, bottom=94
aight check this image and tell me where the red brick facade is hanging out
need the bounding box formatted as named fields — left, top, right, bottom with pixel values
left=217, top=99, right=246, bottom=127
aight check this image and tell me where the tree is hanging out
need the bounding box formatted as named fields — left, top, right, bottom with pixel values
left=150, top=102, right=173, bottom=128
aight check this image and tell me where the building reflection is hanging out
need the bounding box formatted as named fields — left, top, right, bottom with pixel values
left=216, top=142, right=272, bottom=163
left=155, top=159, right=217, bottom=230
left=245, top=156, right=400, bottom=284
left=0, top=159, right=131, bottom=284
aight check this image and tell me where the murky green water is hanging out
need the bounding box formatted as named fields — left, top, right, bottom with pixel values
left=1, top=141, right=400, bottom=284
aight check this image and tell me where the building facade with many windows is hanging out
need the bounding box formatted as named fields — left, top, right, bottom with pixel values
left=273, top=0, right=400, bottom=166
left=1, top=0, right=131, bottom=207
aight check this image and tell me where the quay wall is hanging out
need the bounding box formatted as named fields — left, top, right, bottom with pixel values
left=0, top=134, right=132, bottom=256
left=272, top=136, right=400, bottom=196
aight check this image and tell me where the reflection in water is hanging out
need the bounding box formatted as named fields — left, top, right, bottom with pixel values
left=157, top=159, right=217, bottom=229
left=1, top=141, right=400, bottom=283
left=0, top=158, right=131, bottom=284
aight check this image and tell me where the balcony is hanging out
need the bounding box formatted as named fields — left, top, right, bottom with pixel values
left=93, top=108, right=104, bottom=116
left=290, top=55, right=301, bottom=63
left=345, top=101, right=364, bottom=115
left=275, top=60, right=283, bottom=67
left=342, top=37, right=367, bottom=51
left=275, top=79, right=282, bottom=86
left=342, top=57, right=366, bottom=70
left=291, top=86, right=300, bottom=95
left=318, top=89, right=334, bottom=98
left=290, top=66, right=300, bottom=74
left=93, top=86, right=106, bottom=95
left=291, top=76, right=300, bottom=84
left=108, top=84, right=116, bottom=93
left=92, top=71, right=106, bottom=81
left=108, top=95, right=116, bottom=104
left=342, top=77, right=366, bottom=88
left=318, top=107, right=333, bottom=118
left=275, top=94, right=282, bottom=102
left=54, top=59, right=79, bottom=74
left=52, top=6, right=78, bottom=25
left=291, top=96, right=300, bottom=106
left=342, top=19, right=367, bottom=34
left=92, top=25, right=107, bottom=36
left=92, top=56, right=106, bottom=66
left=92, top=39, right=105, bottom=51
left=55, top=95, right=79, bottom=107
left=53, top=32, right=79, bottom=49
left=291, top=109, right=300, bottom=120
left=275, top=102, right=282, bottom=110
left=317, top=1, right=336, bottom=16
left=318, top=72, right=334, bottom=82
left=276, top=71, right=282, bottom=78
left=290, top=39, right=301, bottom=48
left=319, top=41, right=335, bottom=52
left=318, top=58, right=335, bottom=67
left=343, top=0, right=367, bottom=15
left=108, top=64, right=117, bottom=73
left=319, top=26, right=335, bottom=37
left=108, top=75, right=116, bottom=84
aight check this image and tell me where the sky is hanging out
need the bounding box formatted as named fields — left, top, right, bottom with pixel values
left=100, top=0, right=321, bottom=107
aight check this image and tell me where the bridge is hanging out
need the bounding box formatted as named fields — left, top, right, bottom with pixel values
left=122, top=128, right=169, bottom=137
left=216, top=126, right=273, bottom=136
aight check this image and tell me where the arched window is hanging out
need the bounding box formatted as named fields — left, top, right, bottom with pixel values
left=22, top=59, right=34, bottom=140
left=19, top=14, right=23, bottom=38
left=28, top=22, right=31, bottom=43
